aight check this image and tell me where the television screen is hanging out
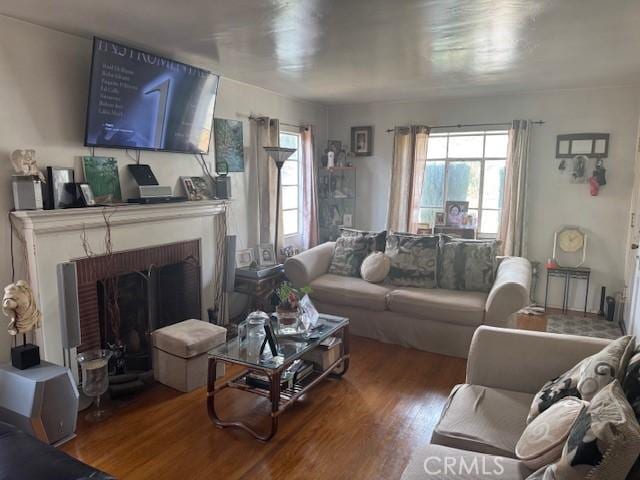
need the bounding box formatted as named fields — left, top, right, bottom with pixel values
left=85, top=37, right=219, bottom=154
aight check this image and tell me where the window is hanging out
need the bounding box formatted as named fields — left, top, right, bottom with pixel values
left=419, top=130, right=509, bottom=237
left=279, top=131, right=301, bottom=236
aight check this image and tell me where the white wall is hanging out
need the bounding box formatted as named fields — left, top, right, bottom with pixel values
left=0, top=15, right=328, bottom=362
left=327, top=87, right=640, bottom=312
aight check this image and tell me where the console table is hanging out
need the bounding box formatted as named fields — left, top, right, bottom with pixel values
left=544, top=266, right=591, bottom=316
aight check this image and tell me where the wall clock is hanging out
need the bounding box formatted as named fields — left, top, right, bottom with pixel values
left=552, top=226, right=588, bottom=267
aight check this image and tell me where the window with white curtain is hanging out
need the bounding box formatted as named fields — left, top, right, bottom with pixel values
left=279, top=131, right=301, bottom=236
left=419, top=130, right=509, bottom=237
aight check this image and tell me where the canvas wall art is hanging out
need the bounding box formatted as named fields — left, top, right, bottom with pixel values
left=214, top=118, right=244, bottom=172
left=82, top=156, right=122, bottom=203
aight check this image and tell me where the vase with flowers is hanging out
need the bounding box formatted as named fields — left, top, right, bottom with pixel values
left=275, top=282, right=312, bottom=335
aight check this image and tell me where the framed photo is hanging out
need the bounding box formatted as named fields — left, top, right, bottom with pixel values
left=181, top=176, right=213, bottom=200
left=435, top=212, right=445, bottom=225
left=235, top=248, right=255, bottom=268
left=45, top=166, right=75, bottom=209
left=351, top=126, right=373, bottom=156
left=342, top=213, right=353, bottom=228
left=78, top=183, right=96, bottom=206
left=257, top=243, right=276, bottom=266
left=82, top=156, right=122, bottom=203
left=445, top=201, right=469, bottom=226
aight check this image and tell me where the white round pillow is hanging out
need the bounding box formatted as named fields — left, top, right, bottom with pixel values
left=360, top=252, right=391, bottom=283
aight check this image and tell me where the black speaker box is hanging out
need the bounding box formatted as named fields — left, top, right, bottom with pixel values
left=11, top=344, right=40, bottom=370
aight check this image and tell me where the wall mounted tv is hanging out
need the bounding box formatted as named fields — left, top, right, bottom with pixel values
left=85, top=37, right=219, bottom=154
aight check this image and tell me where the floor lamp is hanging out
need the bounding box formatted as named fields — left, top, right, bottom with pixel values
left=263, top=146, right=296, bottom=258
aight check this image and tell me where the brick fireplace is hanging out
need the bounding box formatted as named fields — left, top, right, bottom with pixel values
left=10, top=200, right=228, bottom=373
left=75, top=240, right=201, bottom=370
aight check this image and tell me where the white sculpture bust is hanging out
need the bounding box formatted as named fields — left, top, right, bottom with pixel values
left=2, top=281, right=42, bottom=336
left=10, top=149, right=44, bottom=181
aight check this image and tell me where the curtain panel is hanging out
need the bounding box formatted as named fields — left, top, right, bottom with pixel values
left=300, top=126, right=319, bottom=249
left=256, top=117, right=282, bottom=248
left=387, top=126, right=430, bottom=233
left=499, top=119, right=532, bottom=257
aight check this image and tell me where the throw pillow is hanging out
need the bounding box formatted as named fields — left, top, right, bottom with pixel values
left=527, top=335, right=635, bottom=423
left=327, top=235, right=370, bottom=277
left=385, top=233, right=438, bottom=288
left=623, top=349, right=640, bottom=420
left=516, top=397, right=588, bottom=470
left=526, top=381, right=640, bottom=480
left=340, top=228, right=387, bottom=252
left=438, top=237, right=498, bottom=292
left=360, top=252, right=391, bottom=283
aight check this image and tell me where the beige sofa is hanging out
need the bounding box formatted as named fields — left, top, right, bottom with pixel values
left=401, top=326, right=610, bottom=479
left=284, top=242, right=532, bottom=358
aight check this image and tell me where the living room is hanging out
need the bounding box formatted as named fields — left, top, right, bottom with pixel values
left=1, top=1, right=640, bottom=479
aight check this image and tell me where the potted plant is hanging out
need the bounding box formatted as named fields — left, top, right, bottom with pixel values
left=275, top=282, right=311, bottom=334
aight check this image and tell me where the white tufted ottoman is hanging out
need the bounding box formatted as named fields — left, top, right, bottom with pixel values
left=151, top=319, right=226, bottom=392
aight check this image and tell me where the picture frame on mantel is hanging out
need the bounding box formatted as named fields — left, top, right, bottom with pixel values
left=351, top=126, right=373, bottom=156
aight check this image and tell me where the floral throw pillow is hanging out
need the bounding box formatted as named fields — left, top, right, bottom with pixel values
left=340, top=228, right=387, bottom=253
left=526, top=381, right=640, bottom=480
left=438, top=238, right=498, bottom=292
left=385, top=233, right=438, bottom=288
left=527, top=335, right=635, bottom=423
left=327, top=235, right=371, bottom=277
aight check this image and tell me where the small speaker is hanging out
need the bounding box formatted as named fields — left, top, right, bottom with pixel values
left=214, top=176, right=231, bottom=199
left=57, top=262, right=81, bottom=350
left=224, top=235, right=236, bottom=293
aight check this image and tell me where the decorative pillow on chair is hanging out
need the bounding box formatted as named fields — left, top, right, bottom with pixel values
left=339, top=228, right=387, bottom=252
left=438, top=237, right=498, bottom=292
left=516, top=397, right=588, bottom=470
left=527, top=335, right=635, bottom=423
left=328, top=235, right=371, bottom=277
left=360, top=252, right=391, bottom=283
left=385, top=233, right=438, bottom=288
left=526, top=381, right=640, bottom=480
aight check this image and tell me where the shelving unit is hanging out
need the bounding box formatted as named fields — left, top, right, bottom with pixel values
left=318, top=166, right=356, bottom=242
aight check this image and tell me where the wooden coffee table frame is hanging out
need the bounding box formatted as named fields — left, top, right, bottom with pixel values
left=207, top=323, right=349, bottom=441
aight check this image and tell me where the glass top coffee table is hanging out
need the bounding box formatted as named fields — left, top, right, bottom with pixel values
left=207, top=314, right=350, bottom=441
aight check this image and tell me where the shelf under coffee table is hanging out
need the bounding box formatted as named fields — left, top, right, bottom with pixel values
left=207, top=315, right=350, bottom=441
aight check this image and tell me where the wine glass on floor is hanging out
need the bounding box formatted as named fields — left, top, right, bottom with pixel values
left=77, top=349, right=113, bottom=422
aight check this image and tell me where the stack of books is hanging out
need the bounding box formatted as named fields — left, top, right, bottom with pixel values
left=246, top=359, right=314, bottom=390
left=302, top=336, right=342, bottom=371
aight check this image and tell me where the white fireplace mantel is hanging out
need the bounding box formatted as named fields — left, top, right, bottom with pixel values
left=10, top=200, right=228, bottom=367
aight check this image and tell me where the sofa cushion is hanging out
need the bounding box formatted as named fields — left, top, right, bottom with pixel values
left=527, top=335, right=635, bottom=423
left=340, top=228, right=387, bottom=252
left=387, top=288, right=487, bottom=327
left=527, top=381, right=640, bottom=480
left=401, top=444, right=532, bottom=480
left=309, top=274, right=391, bottom=312
left=432, top=384, right=534, bottom=458
left=385, top=233, right=439, bottom=288
left=438, top=237, right=499, bottom=292
left=516, top=397, right=588, bottom=470
left=328, top=235, right=371, bottom=277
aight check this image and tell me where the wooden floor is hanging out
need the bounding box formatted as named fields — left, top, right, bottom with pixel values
left=60, top=336, right=466, bottom=480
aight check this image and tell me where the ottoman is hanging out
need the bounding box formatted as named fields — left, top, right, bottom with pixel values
left=151, top=319, right=226, bottom=392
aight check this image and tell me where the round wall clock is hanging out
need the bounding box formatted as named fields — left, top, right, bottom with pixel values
left=552, top=227, right=588, bottom=267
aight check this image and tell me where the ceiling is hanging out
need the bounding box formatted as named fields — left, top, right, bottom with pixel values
left=2, top=0, right=640, bottom=104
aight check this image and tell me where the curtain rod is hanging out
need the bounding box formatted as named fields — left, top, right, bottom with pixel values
left=384, top=120, right=544, bottom=133
left=244, top=114, right=310, bottom=131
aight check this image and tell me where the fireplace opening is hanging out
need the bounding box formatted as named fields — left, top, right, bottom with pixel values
left=97, top=258, right=201, bottom=375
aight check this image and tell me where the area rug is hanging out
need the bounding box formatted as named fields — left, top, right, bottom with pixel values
left=546, top=315, right=623, bottom=339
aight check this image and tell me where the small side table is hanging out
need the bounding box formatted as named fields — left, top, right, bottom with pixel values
left=544, top=266, right=591, bottom=316
left=234, top=268, right=285, bottom=314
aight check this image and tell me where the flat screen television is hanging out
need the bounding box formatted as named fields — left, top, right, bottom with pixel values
left=84, top=37, right=219, bottom=154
